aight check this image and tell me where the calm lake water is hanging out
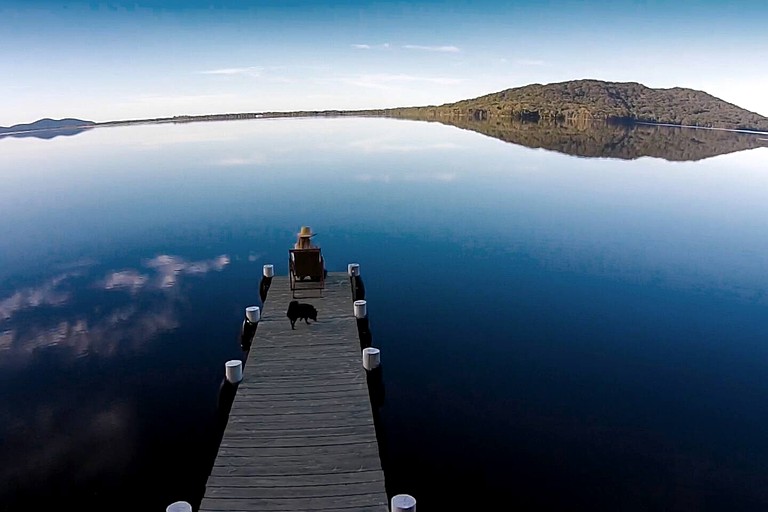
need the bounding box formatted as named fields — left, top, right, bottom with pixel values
left=1, top=118, right=768, bottom=511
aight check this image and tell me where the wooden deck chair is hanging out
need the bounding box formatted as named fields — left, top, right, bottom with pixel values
left=289, top=248, right=326, bottom=298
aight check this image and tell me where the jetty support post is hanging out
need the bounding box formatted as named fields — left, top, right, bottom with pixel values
left=392, top=494, right=417, bottom=512
left=348, top=263, right=365, bottom=301
left=166, top=502, right=192, bottom=512
left=240, top=305, right=261, bottom=350
left=259, top=264, right=274, bottom=303
left=362, top=347, right=380, bottom=371
left=225, top=360, right=243, bottom=385
left=354, top=299, right=372, bottom=349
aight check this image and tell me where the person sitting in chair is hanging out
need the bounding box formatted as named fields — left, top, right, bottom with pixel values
left=292, top=226, right=326, bottom=281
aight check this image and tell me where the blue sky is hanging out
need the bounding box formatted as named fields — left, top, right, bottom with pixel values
left=1, top=0, right=766, bottom=125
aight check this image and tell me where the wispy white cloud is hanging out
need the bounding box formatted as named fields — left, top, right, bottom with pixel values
left=351, top=43, right=390, bottom=50
left=403, top=44, right=460, bottom=53
left=199, top=66, right=263, bottom=77
left=344, top=73, right=465, bottom=90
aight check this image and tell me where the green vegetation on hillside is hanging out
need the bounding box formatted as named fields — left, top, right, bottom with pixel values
left=384, top=80, right=768, bottom=131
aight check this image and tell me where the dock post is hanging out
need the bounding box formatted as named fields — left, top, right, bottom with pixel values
left=354, top=299, right=367, bottom=319
left=225, top=360, right=243, bottom=384
left=245, top=305, right=261, bottom=324
left=354, top=298, right=371, bottom=348
left=362, top=347, right=380, bottom=371
left=241, top=305, right=261, bottom=350
left=166, top=502, right=192, bottom=512
left=348, top=263, right=365, bottom=301
left=392, top=494, right=417, bottom=512
left=354, top=299, right=371, bottom=348
left=260, top=264, right=274, bottom=302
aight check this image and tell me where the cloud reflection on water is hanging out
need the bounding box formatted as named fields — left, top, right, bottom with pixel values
left=0, top=254, right=230, bottom=360
left=0, top=273, right=75, bottom=321
left=144, top=254, right=230, bottom=288
left=103, top=270, right=149, bottom=293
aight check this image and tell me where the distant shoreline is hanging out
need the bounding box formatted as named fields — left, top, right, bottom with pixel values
left=3, top=110, right=768, bottom=139
left=84, top=111, right=768, bottom=138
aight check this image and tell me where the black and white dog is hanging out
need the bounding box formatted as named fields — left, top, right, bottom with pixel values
left=286, top=300, right=318, bottom=330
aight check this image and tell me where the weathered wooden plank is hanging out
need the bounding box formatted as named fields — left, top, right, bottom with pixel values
left=230, top=396, right=368, bottom=406
left=201, top=505, right=384, bottom=512
left=212, top=456, right=382, bottom=473
left=200, top=273, right=387, bottom=512
left=204, top=480, right=386, bottom=499
left=239, top=374, right=362, bottom=384
left=220, top=418, right=373, bottom=431
left=220, top=424, right=373, bottom=438
left=236, top=389, right=364, bottom=400
left=201, top=495, right=387, bottom=511
left=205, top=471, right=384, bottom=488
left=215, top=441, right=380, bottom=458
left=219, top=434, right=379, bottom=448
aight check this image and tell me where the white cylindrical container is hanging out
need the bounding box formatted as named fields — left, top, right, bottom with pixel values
left=362, top=347, right=381, bottom=371
left=353, top=299, right=367, bottom=319
left=166, top=502, right=192, bottom=512
left=348, top=263, right=360, bottom=277
left=225, top=360, right=243, bottom=384
left=245, top=305, right=261, bottom=324
left=391, top=494, right=416, bottom=512
left=263, top=264, right=274, bottom=278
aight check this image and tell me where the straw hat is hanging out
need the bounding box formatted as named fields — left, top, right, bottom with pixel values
left=297, top=226, right=316, bottom=238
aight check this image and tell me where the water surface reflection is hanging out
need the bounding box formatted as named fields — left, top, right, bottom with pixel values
left=1, top=118, right=768, bottom=510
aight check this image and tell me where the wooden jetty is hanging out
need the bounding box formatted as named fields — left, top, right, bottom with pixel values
left=199, top=272, right=388, bottom=512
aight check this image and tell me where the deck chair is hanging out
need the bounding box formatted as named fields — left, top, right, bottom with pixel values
left=289, top=248, right=326, bottom=298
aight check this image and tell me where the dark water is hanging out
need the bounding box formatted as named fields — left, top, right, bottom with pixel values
left=1, top=118, right=768, bottom=511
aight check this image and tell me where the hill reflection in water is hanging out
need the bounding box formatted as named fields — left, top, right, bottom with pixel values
left=389, top=114, right=766, bottom=161
left=0, top=127, right=93, bottom=140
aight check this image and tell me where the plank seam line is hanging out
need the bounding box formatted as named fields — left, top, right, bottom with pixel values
left=238, top=391, right=365, bottom=396
left=208, top=469, right=382, bottom=477
left=201, top=490, right=385, bottom=499
left=219, top=440, right=378, bottom=448
left=229, top=409, right=371, bottom=416
left=201, top=507, right=386, bottom=512
left=220, top=424, right=373, bottom=432
left=204, top=479, right=385, bottom=489
left=212, top=452, right=379, bottom=459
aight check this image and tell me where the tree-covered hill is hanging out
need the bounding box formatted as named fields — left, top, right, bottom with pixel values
left=386, top=80, right=768, bottom=131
